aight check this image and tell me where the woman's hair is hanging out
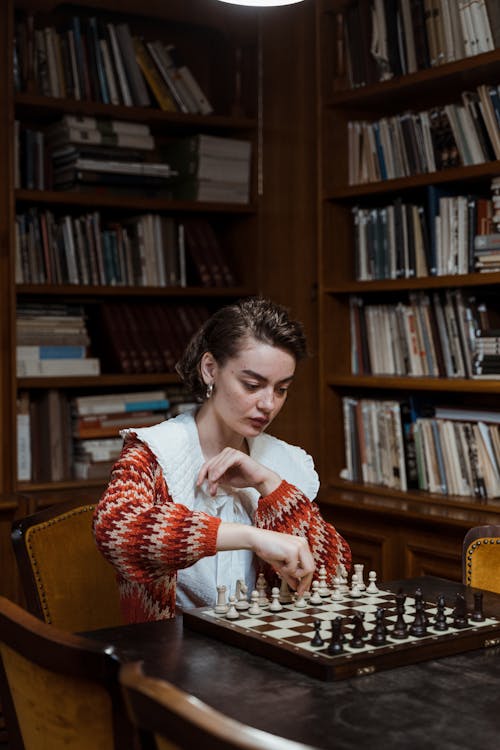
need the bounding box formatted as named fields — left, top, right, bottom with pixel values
left=176, top=297, right=308, bottom=400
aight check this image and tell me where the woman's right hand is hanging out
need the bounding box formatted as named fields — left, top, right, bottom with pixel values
left=216, top=523, right=315, bottom=596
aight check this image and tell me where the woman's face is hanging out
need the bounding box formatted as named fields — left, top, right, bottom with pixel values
left=206, top=337, right=296, bottom=438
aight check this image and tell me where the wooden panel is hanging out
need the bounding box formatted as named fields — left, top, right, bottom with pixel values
left=402, top=531, right=462, bottom=582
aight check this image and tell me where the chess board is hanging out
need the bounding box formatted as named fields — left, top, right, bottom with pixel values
left=183, top=586, right=500, bottom=681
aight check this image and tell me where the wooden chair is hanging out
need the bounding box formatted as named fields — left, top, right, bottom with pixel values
left=0, top=595, right=136, bottom=750
left=463, top=524, right=500, bottom=594
left=11, top=499, right=123, bottom=632
left=120, top=661, right=319, bottom=750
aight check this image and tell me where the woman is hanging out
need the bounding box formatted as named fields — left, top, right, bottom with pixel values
left=93, top=297, right=351, bottom=623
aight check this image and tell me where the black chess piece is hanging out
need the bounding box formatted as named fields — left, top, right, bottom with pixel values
left=452, top=593, right=468, bottom=629
left=414, top=587, right=429, bottom=626
left=433, top=594, right=448, bottom=632
left=409, top=604, right=427, bottom=637
left=391, top=592, right=408, bottom=639
left=370, top=607, right=388, bottom=646
left=310, top=619, right=325, bottom=647
left=350, top=615, right=365, bottom=649
left=327, top=616, right=344, bottom=655
left=472, top=592, right=485, bottom=622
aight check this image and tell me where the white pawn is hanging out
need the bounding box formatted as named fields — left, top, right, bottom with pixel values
left=331, top=576, right=343, bottom=601
left=248, top=590, right=262, bottom=616
left=226, top=595, right=240, bottom=620
left=214, top=585, right=229, bottom=614
left=366, top=570, right=379, bottom=594
left=350, top=573, right=362, bottom=598
left=354, top=563, right=366, bottom=591
left=317, top=565, right=330, bottom=597
left=309, top=580, right=323, bottom=605
left=294, top=592, right=307, bottom=609
left=269, top=587, right=283, bottom=612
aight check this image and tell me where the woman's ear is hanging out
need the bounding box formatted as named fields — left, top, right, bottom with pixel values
left=199, top=351, right=217, bottom=385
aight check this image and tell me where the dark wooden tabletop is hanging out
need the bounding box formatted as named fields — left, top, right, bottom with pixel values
left=85, top=577, right=500, bottom=750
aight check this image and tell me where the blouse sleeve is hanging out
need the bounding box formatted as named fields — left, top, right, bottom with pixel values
left=254, top=480, right=351, bottom=584
left=93, top=436, right=221, bottom=585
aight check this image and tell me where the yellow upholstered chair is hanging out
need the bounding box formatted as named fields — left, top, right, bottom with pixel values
left=120, top=661, right=318, bottom=750
left=11, top=499, right=123, bottom=632
left=462, top=525, right=500, bottom=594
left=0, top=596, right=136, bottom=750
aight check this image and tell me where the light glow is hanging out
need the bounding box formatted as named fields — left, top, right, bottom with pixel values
left=216, top=0, right=304, bottom=6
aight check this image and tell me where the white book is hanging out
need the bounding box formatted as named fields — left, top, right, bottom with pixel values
left=400, top=0, right=417, bottom=72
left=107, top=23, right=133, bottom=106
left=17, top=358, right=101, bottom=377
left=44, top=27, right=60, bottom=97
left=74, top=390, right=168, bottom=414
left=60, top=115, right=150, bottom=137
left=62, top=216, right=79, bottom=284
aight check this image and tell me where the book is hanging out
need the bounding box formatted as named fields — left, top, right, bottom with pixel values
left=132, top=37, right=177, bottom=113
left=114, top=23, right=151, bottom=107
left=17, top=358, right=100, bottom=377
left=165, top=45, right=213, bottom=115
left=73, top=390, right=169, bottom=415
left=17, top=392, right=31, bottom=481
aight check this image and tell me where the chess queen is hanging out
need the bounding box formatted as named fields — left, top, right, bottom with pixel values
left=93, top=297, right=351, bottom=622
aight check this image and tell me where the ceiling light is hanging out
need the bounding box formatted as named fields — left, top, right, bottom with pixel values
left=216, top=0, right=304, bottom=6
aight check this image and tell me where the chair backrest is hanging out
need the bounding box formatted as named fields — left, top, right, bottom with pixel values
left=120, top=661, right=319, bottom=750
left=11, top=499, right=123, bottom=632
left=0, top=596, right=136, bottom=750
left=463, top=524, right=500, bottom=594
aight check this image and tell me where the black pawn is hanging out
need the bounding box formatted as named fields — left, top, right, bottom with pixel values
left=392, top=594, right=408, bottom=639
left=328, top=617, right=344, bottom=655
left=433, top=594, right=448, bottom=632
left=453, top=593, right=468, bottom=629
left=350, top=615, right=365, bottom=648
left=370, top=607, right=388, bottom=646
left=310, top=619, right=324, bottom=647
left=472, top=592, right=485, bottom=622
left=409, top=605, right=427, bottom=637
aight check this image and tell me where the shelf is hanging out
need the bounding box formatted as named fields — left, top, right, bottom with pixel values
left=326, top=161, right=500, bottom=200
left=18, top=373, right=182, bottom=389
left=17, top=478, right=106, bottom=492
left=14, top=92, right=257, bottom=131
left=16, top=284, right=254, bottom=298
left=320, top=482, right=500, bottom=527
left=326, top=374, right=500, bottom=393
left=15, top=189, right=256, bottom=213
left=325, top=272, right=500, bottom=294
left=328, top=49, right=500, bottom=111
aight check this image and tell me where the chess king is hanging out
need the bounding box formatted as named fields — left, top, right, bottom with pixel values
left=93, top=298, right=351, bottom=623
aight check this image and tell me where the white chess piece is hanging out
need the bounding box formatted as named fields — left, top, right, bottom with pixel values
left=354, top=563, right=366, bottom=591
left=336, top=562, right=349, bottom=592
left=331, top=576, right=343, bottom=601
left=350, top=573, right=362, bottom=598
left=279, top=576, right=293, bottom=604
left=235, top=579, right=250, bottom=610
left=256, top=573, right=269, bottom=608
left=214, top=585, right=229, bottom=614
left=294, top=592, right=307, bottom=609
left=248, top=590, right=262, bottom=616
left=366, top=570, right=379, bottom=594
left=225, top=595, right=240, bottom=620
left=269, top=587, right=283, bottom=612
left=317, top=565, right=330, bottom=597
left=309, top=580, right=323, bottom=605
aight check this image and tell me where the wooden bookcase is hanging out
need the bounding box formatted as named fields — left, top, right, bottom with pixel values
left=316, top=0, right=500, bottom=582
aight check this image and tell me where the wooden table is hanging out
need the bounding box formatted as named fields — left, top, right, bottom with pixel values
left=86, top=577, right=500, bottom=750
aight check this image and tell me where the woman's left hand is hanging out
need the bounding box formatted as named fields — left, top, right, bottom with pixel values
left=197, top=447, right=281, bottom=497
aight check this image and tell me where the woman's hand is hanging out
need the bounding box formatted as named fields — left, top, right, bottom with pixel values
left=216, top=524, right=315, bottom=596
left=197, top=447, right=281, bottom=497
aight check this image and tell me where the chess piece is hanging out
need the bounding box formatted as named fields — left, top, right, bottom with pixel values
left=318, top=565, right=330, bottom=597
left=354, top=563, right=366, bottom=591
left=311, top=619, right=325, bottom=647
left=235, top=579, right=250, bottom=611
left=214, top=585, right=229, bottom=614
left=350, top=615, right=365, bottom=648
left=409, top=603, right=427, bottom=637
left=309, top=580, right=323, bottom=605
left=331, top=577, right=343, bottom=601
left=248, top=590, right=262, bottom=616
left=370, top=608, right=388, bottom=645
left=279, top=576, right=293, bottom=604
left=327, top=617, right=344, bottom=655
left=294, top=592, right=307, bottom=609
left=336, top=562, right=349, bottom=593
left=391, top=589, right=408, bottom=639
left=452, top=593, right=468, bottom=629
left=226, top=595, right=240, bottom=620
left=414, top=587, right=429, bottom=625
left=472, top=592, right=485, bottom=622
left=366, top=570, right=379, bottom=594
left=256, top=573, right=269, bottom=608
left=433, top=594, right=448, bottom=631
left=350, top=573, right=362, bottom=598
left=269, top=587, right=283, bottom=612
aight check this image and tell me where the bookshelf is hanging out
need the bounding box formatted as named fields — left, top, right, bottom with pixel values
left=316, top=0, right=500, bottom=582
left=0, top=0, right=263, bottom=577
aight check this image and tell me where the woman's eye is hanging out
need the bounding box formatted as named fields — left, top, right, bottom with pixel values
left=244, top=382, right=260, bottom=391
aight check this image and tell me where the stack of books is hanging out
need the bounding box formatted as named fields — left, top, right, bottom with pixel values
left=14, top=14, right=213, bottom=114
left=71, top=390, right=170, bottom=479
left=16, top=303, right=99, bottom=377
left=45, top=115, right=177, bottom=191
left=164, top=134, right=252, bottom=204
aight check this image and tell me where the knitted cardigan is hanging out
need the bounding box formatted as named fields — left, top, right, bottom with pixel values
left=93, top=436, right=351, bottom=623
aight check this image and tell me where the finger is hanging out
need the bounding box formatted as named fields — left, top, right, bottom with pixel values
left=296, top=571, right=313, bottom=597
